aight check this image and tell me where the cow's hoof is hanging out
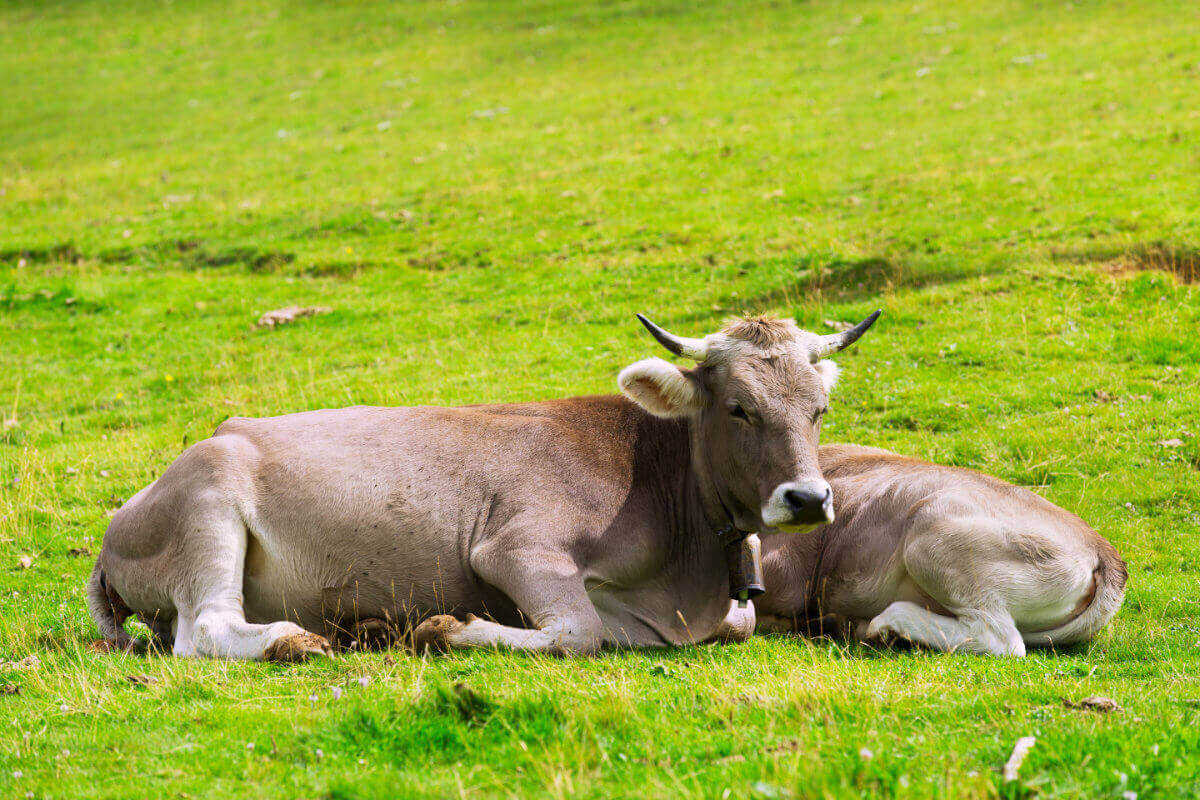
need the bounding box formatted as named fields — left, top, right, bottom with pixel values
left=88, top=638, right=143, bottom=654
left=264, top=632, right=334, bottom=663
left=411, top=614, right=463, bottom=654
left=349, top=617, right=398, bottom=651
left=862, top=616, right=899, bottom=648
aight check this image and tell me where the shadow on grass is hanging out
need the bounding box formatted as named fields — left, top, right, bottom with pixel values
left=670, top=252, right=1006, bottom=325
left=0, top=237, right=387, bottom=280
left=0, top=238, right=299, bottom=272
left=748, top=253, right=999, bottom=308
left=756, top=629, right=1097, bottom=659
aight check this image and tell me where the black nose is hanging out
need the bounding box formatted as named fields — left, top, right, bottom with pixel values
left=783, top=486, right=832, bottom=523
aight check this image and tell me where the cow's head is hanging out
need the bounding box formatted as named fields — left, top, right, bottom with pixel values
left=619, top=311, right=879, bottom=533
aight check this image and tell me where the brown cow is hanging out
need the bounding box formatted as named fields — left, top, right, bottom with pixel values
left=88, top=312, right=879, bottom=659
left=757, top=445, right=1127, bottom=656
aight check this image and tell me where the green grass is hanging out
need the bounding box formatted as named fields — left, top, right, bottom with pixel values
left=2, top=0, right=1199, bottom=797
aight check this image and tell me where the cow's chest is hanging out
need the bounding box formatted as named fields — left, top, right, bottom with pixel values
left=581, top=523, right=731, bottom=644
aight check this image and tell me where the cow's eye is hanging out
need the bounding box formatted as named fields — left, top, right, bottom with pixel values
left=729, top=403, right=751, bottom=422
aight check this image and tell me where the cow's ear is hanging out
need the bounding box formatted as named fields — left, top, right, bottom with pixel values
left=813, top=359, right=840, bottom=393
left=619, top=358, right=704, bottom=418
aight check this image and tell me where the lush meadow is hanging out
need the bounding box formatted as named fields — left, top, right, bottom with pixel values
left=2, top=0, right=1199, bottom=796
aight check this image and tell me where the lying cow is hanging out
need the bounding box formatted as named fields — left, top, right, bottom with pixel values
left=87, top=312, right=879, bottom=659
left=756, top=444, right=1127, bottom=656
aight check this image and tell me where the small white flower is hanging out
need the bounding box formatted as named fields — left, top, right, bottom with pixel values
left=858, top=747, right=873, bottom=760
left=13, top=770, right=23, bottom=778
left=309, top=693, right=319, bottom=704
left=315, top=748, right=324, bottom=760
left=331, top=686, right=343, bottom=700
left=357, top=676, right=370, bottom=688
left=246, top=742, right=255, bottom=751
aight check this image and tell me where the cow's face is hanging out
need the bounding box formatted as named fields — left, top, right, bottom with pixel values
left=620, top=312, right=879, bottom=534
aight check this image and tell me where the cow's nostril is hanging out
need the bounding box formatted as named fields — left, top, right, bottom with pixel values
left=780, top=484, right=833, bottom=524
left=784, top=489, right=813, bottom=512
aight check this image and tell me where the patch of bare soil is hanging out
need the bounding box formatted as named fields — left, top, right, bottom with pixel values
left=256, top=306, right=333, bottom=329
left=1103, top=244, right=1199, bottom=283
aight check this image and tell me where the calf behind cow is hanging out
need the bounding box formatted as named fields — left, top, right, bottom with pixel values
left=757, top=444, right=1127, bottom=656
left=88, top=313, right=878, bottom=659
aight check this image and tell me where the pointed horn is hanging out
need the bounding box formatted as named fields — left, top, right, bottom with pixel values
left=813, top=309, right=882, bottom=360
left=636, top=314, right=709, bottom=361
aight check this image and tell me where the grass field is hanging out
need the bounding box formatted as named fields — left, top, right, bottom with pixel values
left=3, top=0, right=1200, bottom=797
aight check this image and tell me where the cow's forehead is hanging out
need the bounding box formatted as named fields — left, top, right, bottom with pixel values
left=704, top=329, right=824, bottom=366
left=706, top=338, right=827, bottom=400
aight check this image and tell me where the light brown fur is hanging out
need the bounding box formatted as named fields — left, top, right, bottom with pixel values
left=88, top=315, right=879, bottom=659
left=758, top=444, right=1127, bottom=656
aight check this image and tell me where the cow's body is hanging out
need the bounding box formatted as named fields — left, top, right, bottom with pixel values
left=91, top=397, right=740, bottom=655
left=757, top=445, right=1127, bottom=656
left=89, top=313, right=879, bottom=659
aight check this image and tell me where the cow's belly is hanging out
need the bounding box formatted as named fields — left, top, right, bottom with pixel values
left=240, top=534, right=494, bottom=632
left=237, top=491, right=504, bottom=633
left=209, top=415, right=518, bottom=631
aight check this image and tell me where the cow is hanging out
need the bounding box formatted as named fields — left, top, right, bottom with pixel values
left=756, top=444, right=1127, bottom=656
left=87, top=312, right=881, bottom=660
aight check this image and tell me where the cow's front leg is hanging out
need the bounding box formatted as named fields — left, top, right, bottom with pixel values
left=412, top=545, right=604, bottom=656
left=413, top=612, right=602, bottom=655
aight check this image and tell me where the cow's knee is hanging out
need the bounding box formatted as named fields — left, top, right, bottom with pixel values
left=960, top=612, right=1026, bottom=657
left=709, top=601, right=756, bottom=643
left=546, top=622, right=603, bottom=655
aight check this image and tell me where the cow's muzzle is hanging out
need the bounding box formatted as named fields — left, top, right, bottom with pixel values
left=762, top=480, right=834, bottom=530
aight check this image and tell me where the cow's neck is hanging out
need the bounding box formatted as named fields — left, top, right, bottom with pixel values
left=683, top=427, right=753, bottom=538
left=631, top=410, right=732, bottom=571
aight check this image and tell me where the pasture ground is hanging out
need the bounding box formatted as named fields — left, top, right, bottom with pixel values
left=2, top=1, right=1199, bottom=797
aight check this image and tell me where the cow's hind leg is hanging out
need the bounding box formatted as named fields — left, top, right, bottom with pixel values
left=174, top=506, right=332, bottom=662
left=864, top=601, right=1024, bottom=657
left=872, top=516, right=1028, bottom=657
